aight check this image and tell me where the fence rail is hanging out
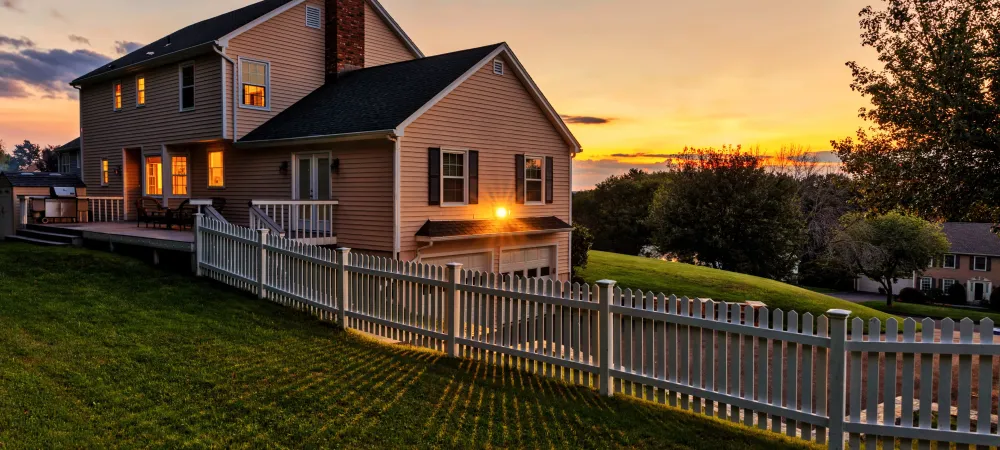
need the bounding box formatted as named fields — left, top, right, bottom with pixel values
left=193, top=215, right=999, bottom=450
left=249, top=199, right=338, bottom=245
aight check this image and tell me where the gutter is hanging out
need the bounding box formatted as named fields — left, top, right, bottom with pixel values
left=416, top=228, right=574, bottom=243
left=233, top=130, right=398, bottom=149
left=71, top=41, right=218, bottom=87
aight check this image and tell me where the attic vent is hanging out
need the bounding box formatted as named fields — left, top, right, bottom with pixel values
left=305, top=5, right=321, bottom=29
left=493, top=59, right=504, bottom=75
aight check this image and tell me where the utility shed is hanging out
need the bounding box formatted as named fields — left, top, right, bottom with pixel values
left=0, top=172, right=87, bottom=239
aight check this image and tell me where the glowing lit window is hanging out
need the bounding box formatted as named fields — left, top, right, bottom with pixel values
left=145, top=156, right=162, bottom=196
left=241, top=60, right=268, bottom=108
left=101, top=159, right=109, bottom=186
left=208, top=151, right=224, bottom=188
left=113, top=81, right=122, bottom=110
left=442, top=151, right=465, bottom=204
left=136, top=76, right=146, bottom=106
left=172, top=156, right=188, bottom=196
left=524, top=156, right=543, bottom=204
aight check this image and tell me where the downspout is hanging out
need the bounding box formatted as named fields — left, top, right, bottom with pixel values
left=74, top=85, right=84, bottom=184
left=213, top=46, right=237, bottom=141
left=391, top=135, right=401, bottom=259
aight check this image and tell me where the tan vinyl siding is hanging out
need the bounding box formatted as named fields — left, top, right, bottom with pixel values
left=79, top=55, right=223, bottom=199
left=227, top=1, right=326, bottom=140
left=196, top=141, right=393, bottom=253
left=399, top=55, right=574, bottom=279
left=123, top=148, right=141, bottom=220
left=364, top=1, right=416, bottom=67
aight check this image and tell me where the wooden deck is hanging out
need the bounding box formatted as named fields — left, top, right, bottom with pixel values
left=37, top=222, right=195, bottom=252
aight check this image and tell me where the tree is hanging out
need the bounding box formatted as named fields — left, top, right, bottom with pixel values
left=833, top=0, right=1000, bottom=222
left=646, top=146, right=807, bottom=280
left=0, top=140, right=9, bottom=172
left=571, top=224, right=594, bottom=278
left=796, top=174, right=857, bottom=288
left=9, top=140, right=41, bottom=171
left=829, top=212, right=950, bottom=305
left=572, top=169, right=673, bottom=255
left=36, top=145, right=60, bottom=173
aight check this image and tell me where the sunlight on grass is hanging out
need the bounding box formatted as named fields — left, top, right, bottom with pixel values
left=0, top=243, right=819, bottom=449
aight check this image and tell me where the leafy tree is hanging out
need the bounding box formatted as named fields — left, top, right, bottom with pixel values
left=829, top=212, right=950, bottom=305
left=796, top=174, right=857, bottom=288
left=9, top=140, right=41, bottom=171
left=646, top=146, right=807, bottom=280
left=0, top=140, right=9, bottom=172
left=833, top=0, right=1000, bottom=222
left=36, top=145, right=60, bottom=173
left=571, top=224, right=594, bottom=277
left=572, top=169, right=673, bottom=255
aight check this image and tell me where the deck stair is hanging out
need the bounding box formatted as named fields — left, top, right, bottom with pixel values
left=5, top=226, right=83, bottom=247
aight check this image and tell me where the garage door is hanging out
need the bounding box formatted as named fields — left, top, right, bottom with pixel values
left=501, top=246, right=555, bottom=280
left=857, top=276, right=911, bottom=294
left=422, top=251, right=493, bottom=274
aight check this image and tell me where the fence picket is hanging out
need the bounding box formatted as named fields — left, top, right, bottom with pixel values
left=757, top=306, right=770, bottom=430
left=866, top=318, right=881, bottom=450
left=770, top=309, right=783, bottom=433
left=900, top=318, right=917, bottom=450
left=976, top=319, right=994, bottom=445
left=801, top=313, right=814, bottom=441
left=918, top=318, right=935, bottom=450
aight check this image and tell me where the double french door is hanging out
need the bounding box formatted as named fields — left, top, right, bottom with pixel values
left=292, top=153, right=332, bottom=234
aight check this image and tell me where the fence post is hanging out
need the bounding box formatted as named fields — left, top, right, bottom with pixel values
left=193, top=213, right=204, bottom=276
left=826, top=309, right=851, bottom=450
left=597, top=279, right=616, bottom=397
left=256, top=229, right=269, bottom=299
left=445, top=262, right=463, bottom=358
left=336, top=247, right=352, bottom=329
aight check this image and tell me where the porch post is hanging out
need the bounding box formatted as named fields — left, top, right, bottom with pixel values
left=445, top=262, right=463, bottom=358
left=336, top=247, right=352, bottom=329
left=193, top=212, right=203, bottom=276
left=257, top=229, right=269, bottom=299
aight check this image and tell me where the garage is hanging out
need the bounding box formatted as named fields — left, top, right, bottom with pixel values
left=501, top=246, right=556, bottom=280
left=421, top=251, right=494, bottom=274
left=856, top=275, right=912, bottom=295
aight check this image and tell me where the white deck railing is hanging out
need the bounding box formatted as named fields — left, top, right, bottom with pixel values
left=193, top=216, right=1000, bottom=450
left=86, top=197, right=125, bottom=222
left=249, top=200, right=338, bottom=245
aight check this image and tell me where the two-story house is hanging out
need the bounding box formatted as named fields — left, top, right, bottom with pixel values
left=68, top=0, right=579, bottom=280
left=921, top=222, right=998, bottom=304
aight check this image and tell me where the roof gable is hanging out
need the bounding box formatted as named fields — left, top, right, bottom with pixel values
left=942, top=222, right=1000, bottom=256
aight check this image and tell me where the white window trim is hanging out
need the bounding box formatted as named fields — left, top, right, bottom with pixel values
left=100, top=159, right=109, bottom=186
left=169, top=152, right=191, bottom=198
left=943, top=254, right=957, bottom=269
left=179, top=62, right=196, bottom=112
left=973, top=256, right=988, bottom=272
left=493, top=59, right=504, bottom=75
left=290, top=151, right=334, bottom=200
left=207, top=150, right=226, bottom=189
left=524, top=155, right=545, bottom=206
left=305, top=5, right=322, bottom=29
left=919, top=276, right=933, bottom=291
left=238, top=57, right=271, bottom=112
left=135, top=74, right=146, bottom=108
left=112, top=81, right=122, bottom=111
left=942, top=279, right=956, bottom=291
left=142, top=153, right=164, bottom=198
left=441, top=149, right=468, bottom=207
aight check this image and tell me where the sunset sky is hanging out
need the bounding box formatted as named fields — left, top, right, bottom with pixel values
left=0, top=0, right=879, bottom=189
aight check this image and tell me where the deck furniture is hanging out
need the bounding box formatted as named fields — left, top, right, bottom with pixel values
left=136, top=197, right=168, bottom=228
left=169, top=199, right=198, bottom=230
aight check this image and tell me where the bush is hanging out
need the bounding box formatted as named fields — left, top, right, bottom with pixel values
left=898, top=287, right=927, bottom=304
left=990, top=289, right=1000, bottom=311
left=926, top=288, right=945, bottom=303
left=571, top=224, right=594, bottom=273
left=946, top=283, right=967, bottom=305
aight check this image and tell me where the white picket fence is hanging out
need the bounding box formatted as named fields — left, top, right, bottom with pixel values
left=193, top=216, right=1000, bottom=449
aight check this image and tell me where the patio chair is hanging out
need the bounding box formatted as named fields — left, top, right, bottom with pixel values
left=168, top=199, right=198, bottom=230
left=136, top=197, right=168, bottom=228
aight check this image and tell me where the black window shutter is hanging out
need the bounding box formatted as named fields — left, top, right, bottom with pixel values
left=988, top=257, right=993, bottom=271
left=515, top=154, right=525, bottom=204
left=428, top=148, right=441, bottom=206
left=545, top=156, right=554, bottom=204
left=955, top=255, right=961, bottom=269
left=468, top=150, right=479, bottom=205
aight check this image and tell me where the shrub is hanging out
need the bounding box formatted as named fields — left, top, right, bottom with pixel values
left=947, top=283, right=967, bottom=305
left=990, top=289, right=1000, bottom=311
left=926, top=288, right=945, bottom=303
left=898, top=287, right=927, bottom=304
left=571, top=224, right=594, bottom=273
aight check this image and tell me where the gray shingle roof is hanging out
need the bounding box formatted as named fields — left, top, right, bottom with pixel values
left=416, top=216, right=572, bottom=240
left=942, top=222, right=1000, bottom=256
left=56, top=137, right=80, bottom=152
left=239, top=44, right=503, bottom=143
left=72, top=0, right=295, bottom=85
left=1, top=172, right=86, bottom=188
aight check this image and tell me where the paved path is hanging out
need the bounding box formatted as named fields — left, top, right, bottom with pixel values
left=826, top=291, right=885, bottom=304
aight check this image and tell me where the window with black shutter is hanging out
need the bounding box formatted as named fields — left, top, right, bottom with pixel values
left=428, top=148, right=441, bottom=205
left=468, top=150, right=479, bottom=204
left=545, top=156, right=554, bottom=204
left=515, top=154, right=525, bottom=204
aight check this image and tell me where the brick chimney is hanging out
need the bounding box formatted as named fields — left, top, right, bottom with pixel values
left=326, top=0, right=365, bottom=80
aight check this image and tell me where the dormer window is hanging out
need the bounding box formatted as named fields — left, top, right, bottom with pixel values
left=240, top=59, right=269, bottom=110
left=113, top=81, right=122, bottom=111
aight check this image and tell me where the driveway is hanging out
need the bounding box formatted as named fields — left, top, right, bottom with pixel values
left=826, top=291, right=886, bottom=304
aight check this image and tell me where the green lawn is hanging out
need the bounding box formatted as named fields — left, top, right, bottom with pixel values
left=0, top=243, right=817, bottom=449
left=578, top=251, right=900, bottom=327
left=861, top=301, right=1000, bottom=324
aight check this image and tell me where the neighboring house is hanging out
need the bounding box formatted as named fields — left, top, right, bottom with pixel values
left=55, top=138, right=82, bottom=177
left=856, top=222, right=999, bottom=304
left=921, top=222, right=998, bottom=304
left=67, top=0, right=579, bottom=280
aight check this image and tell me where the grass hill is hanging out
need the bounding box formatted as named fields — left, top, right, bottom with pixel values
left=577, top=251, right=899, bottom=326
